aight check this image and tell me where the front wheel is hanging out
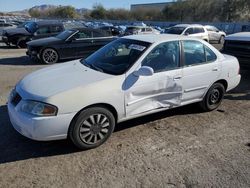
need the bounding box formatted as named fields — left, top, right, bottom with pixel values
left=69, top=107, right=115, bottom=150
left=199, top=83, right=225, bottom=112
left=41, top=48, right=59, bottom=64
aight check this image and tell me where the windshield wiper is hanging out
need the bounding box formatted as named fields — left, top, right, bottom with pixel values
left=90, top=64, right=104, bottom=73
left=82, top=60, right=104, bottom=73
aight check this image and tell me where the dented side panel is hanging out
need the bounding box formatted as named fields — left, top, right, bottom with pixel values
left=123, top=70, right=183, bottom=116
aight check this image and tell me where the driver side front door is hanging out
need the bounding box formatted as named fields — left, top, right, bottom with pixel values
left=124, top=41, right=183, bottom=117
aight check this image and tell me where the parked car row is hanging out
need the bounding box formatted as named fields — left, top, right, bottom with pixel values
left=1, top=20, right=250, bottom=69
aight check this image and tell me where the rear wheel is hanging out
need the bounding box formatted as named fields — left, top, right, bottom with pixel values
left=69, top=107, right=115, bottom=150
left=199, top=83, right=225, bottom=111
left=41, top=48, right=59, bottom=64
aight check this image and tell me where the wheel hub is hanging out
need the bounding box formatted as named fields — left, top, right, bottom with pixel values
left=210, top=89, right=220, bottom=104
left=90, top=124, right=102, bottom=134
left=79, top=114, right=110, bottom=145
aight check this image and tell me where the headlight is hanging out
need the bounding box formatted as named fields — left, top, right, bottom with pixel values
left=20, top=100, right=58, bottom=116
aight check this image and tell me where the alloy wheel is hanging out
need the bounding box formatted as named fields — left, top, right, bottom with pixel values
left=79, top=114, right=110, bottom=145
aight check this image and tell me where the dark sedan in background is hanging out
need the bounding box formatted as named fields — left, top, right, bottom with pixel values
left=2, top=20, right=65, bottom=48
left=27, top=28, right=116, bottom=64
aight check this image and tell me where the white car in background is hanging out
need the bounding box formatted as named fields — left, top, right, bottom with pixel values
left=8, top=34, right=241, bottom=149
left=205, top=25, right=226, bottom=44
left=125, top=26, right=160, bottom=35
left=166, top=24, right=209, bottom=42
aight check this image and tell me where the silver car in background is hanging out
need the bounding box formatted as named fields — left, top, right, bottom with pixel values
left=205, top=25, right=226, bottom=44
left=165, top=24, right=209, bottom=42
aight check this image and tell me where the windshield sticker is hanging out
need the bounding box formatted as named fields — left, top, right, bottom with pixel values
left=128, top=44, right=146, bottom=51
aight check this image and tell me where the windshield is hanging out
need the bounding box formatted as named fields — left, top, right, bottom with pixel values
left=24, top=22, right=38, bottom=33
left=166, top=27, right=186, bottom=34
left=56, top=30, right=76, bottom=40
left=81, top=38, right=151, bottom=75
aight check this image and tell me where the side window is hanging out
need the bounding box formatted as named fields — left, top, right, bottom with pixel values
left=93, top=30, right=107, bottom=38
left=185, top=28, right=193, bottom=35
left=50, top=25, right=63, bottom=33
left=73, top=30, right=92, bottom=39
left=141, top=28, right=146, bottom=32
left=194, top=27, right=205, bottom=33
left=146, top=28, right=152, bottom=32
left=142, top=41, right=180, bottom=73
left=36, top=26, right=50, bottom=34
left=205, top=46, right=217, bottom=62
left=183, top=40, right=206, bottom=66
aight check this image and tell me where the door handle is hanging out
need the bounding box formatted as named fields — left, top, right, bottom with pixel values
left=173, top=76, right=182, bottom=80
left=212, top=67, right=219, bottom=71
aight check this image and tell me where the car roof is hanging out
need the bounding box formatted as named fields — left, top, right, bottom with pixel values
left=174, top=24, right=204, bottom=28
left=123, top=34, right=194, bottom=44
left=36, top=20, right=63, bottom=26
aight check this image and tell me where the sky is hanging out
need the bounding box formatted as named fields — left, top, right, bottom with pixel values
left=0, top=0, right=172, bottom=12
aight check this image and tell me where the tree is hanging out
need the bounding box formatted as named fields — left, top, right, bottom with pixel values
left=90, top=4, right=106, bottom=19
left=28, top=9, right=41, bottom=18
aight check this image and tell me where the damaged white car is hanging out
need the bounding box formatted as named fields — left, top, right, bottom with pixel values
left=8, top=34, right=241, bottom=149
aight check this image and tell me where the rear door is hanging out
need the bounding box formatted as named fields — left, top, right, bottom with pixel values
left=191, top=27, right=205, bottom=40
left=181, top=40, right=220, bottom=102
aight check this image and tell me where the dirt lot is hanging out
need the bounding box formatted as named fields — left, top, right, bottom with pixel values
left=0, top=44, right=249, bottom=188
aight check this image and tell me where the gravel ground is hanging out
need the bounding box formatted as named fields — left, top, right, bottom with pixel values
left=0, top=43, right=249, bottom=188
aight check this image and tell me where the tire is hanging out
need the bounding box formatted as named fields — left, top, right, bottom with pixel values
left=17, top=39, right=27, bottom=48
left=41, top=48, right=59, bottom=64
left=219, top=36, right=225, bottom=44
left=199, top=83, right=225, bottom=112
left=69, top=107, right=115, bottom=150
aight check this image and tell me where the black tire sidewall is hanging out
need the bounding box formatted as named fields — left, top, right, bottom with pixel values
left=204, top=83, right=225, bottom=111
left=69, top=107, right=115, bottom=150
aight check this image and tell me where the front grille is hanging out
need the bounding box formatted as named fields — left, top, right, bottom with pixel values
left=11, top=92, right=22, bottom=106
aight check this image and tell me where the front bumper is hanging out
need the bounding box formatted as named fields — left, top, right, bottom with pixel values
left=8, top=100, right=76, bottom=141
left=2, top=36, right=9, bottom=44
left=26, top=49, right=39, bottom=59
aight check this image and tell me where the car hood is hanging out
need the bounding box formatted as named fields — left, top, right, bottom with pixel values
left=16, top=60, right=114, bottom=100
left=225, top=32, right=250, bottom=41
left=27, top=37, right=62, bottom=46
left=4, top=27, right=30, bottom=36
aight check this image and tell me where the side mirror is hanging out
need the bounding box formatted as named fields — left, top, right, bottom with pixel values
left=133, top=66, right=154, bottom=77
left=33, top=32, right=38, bottom=36
left=184, top=32, right=189, bottom=36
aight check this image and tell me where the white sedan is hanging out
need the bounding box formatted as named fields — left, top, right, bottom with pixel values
left=8, top=34, right=241, bottom=149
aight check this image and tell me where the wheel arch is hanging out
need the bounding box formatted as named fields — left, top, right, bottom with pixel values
left=214, top=79, right=228, bottom=91
left=67, top=103, right=118, bottom=137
